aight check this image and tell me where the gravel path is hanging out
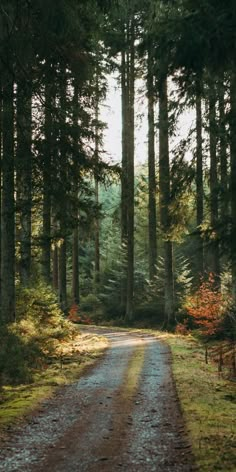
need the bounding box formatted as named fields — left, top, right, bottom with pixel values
left=0, top=328, right=197, bottom=471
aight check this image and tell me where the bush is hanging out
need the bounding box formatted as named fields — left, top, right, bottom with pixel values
left=183, top=273, right=232, bottom=340
left=80, top=294, right=102, bottom=313
left=0, top=284, right=76, bottom=385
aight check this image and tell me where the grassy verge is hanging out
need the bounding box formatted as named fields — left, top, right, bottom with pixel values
left=156, top=332, right=236, bottom=472
left=0, top=330, right=108, bottom=432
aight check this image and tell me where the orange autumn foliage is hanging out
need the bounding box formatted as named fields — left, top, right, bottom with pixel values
left=68, top=304, right=92, bottom=325
left=184, top=273, right=228, bottom=336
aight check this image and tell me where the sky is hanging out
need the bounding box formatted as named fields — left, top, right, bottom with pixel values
left=100, top=74, right=195, bottom=168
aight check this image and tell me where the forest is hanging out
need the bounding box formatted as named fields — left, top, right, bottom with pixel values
left=0, top=0, right=236, bottom=374
left=0, top=1, right=236, bottom=471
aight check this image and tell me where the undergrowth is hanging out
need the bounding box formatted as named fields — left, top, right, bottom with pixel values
left=159, top=332, right=236, bottom=472
left=0, top=284, right=76, bottom=385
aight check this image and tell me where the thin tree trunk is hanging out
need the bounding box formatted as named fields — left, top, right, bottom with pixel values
left=196, top=76, right=204, bottom=277
left=1, top=77, right=15, bottom=322
left=52, top=214, right=59, bottom=291
left=0, top=79, right=2, bottom=306
left=72, top=79, right=79, bottom=304
left=218, top=75, right=228, bottom=221
left=125, top=19, right=135, bottom=321
left=58, top=67, right=67, bottom=310
left=52, top=245, right=59, bottom=291
left=58, top=234, right=67, bottom=310
left=147, top=50, right=157, bottom=280
left=42, top=68, right=52, bottom=284
left=94, top=70, right=100, bottom=286
left=230, top=71, right=236, bottom=302
left=121, top=33, right=128, bottom=310
left=121, top=47, right=128, bottom=244
left=209, top=82, right=220, bottom=278
left=159, top=74, right=174, bottom=325
left=16, top=76, right=32, bottom=286
left=72, top=226, right=79, bottom=303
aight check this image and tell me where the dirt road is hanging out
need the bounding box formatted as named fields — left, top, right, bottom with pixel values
left=0, top=329, right=196, bottom=471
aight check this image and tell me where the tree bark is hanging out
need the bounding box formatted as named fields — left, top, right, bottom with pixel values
left=121, top=47, right=128, bottom=244
left=94, top=70, right=100, bottom=286
left=42, top=66, right=52, bottom=284
left=0, top=79, right=2, bottom=306
left=52, top=244, right=59, bottom=291
left=1, top=77, right=15, bottom=322
left=121, top=45, right=128, bottom=310
left=196, top=76, right=204, bottom=277
left=125, top=18, right=135, bottom=321
left=72, top=79, right=80, bottom=304
left=159, top=74, right=174, bottom=325
left=230, top=71, right=236, bottom=302
left=209, top=82, right=220, bottom=278
left=16, top=76, right=32, bottom=286
left=218, top=76, right=228, bottom=221
left=58, top=67, right=67, bottom=310
left=147, top=50, right=157, bottom=280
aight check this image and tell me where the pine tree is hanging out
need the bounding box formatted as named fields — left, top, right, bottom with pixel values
left=147, top=49, right=157, bottom=280
left=159, top=73, right=174, bottom=325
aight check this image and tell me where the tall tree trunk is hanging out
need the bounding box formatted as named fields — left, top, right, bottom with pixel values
left=0, top=79, right=2, bottom=306
left=209, top=82, right=220, bottom=278
left=230, top=71, right=236, bottom=302
left=159, top=74, right=174, bottom=325
left=147, top=50, right=157, bottom=280
left=42, top=67, right=52, bottom=284
left=58, top=67, right=67, bottom=310
left=16, top=76, right=32, bottom=286
left=121, top=47, right=128, bottom=243
left=121, top=45, right=128, bottom=310
left=196, top=76, right=204, bottom=277
left=218, top=76, right=228, bottom=221
left=218, top=75, right=228, bottom=268
left=125, top=19, right=135, bottom=321
left=1, top=77, right=15, bottom=322
left=72, top=79, right=79, bottom=304
left=94, top=70, right=100, bottom=286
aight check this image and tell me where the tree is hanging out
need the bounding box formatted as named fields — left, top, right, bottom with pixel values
left=147, top=48, right=157, bottom=280
left=1, top=76, right=15, bottom=322
left=195, top=75, right=204, bottom=276
left=158, top=73, right=174, bottom=324
left=208, top=80, right=220, bottom=279
left=16, top=73, right=32, bottom=286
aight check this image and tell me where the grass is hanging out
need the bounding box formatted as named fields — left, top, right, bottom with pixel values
left=0, top=329, right=108, bottom=432
left=156, top=332, right=236, bottom=472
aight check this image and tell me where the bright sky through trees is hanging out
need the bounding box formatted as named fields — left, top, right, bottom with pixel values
left=101, top=75, right=195, bottom=167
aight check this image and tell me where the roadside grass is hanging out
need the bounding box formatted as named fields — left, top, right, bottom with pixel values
left=0, top=330, right=108, bottom=432
left=157, top=332, right=236, bottom=472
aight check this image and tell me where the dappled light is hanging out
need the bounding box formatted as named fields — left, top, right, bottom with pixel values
left=0, top=1, right=236, bottom=471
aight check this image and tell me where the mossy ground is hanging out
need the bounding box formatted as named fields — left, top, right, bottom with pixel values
left=155, top=332, right=236, bottom=472
left=0, top=330, right=108, bottom=431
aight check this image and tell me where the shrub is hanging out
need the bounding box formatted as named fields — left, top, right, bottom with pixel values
left=175, top=320, right=190, bottom=335
left=80, top=294, right=101, bottom=313
left=0, top=284, right=76, bottom=385
left=183, top=273, right=230, bottom=339
left=68, top=304, right=92, bottom=324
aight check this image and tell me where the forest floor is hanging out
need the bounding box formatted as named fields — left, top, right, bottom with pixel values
left=0, top=327, right=196, bottom=472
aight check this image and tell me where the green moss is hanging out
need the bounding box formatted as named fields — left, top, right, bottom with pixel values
left=158, top=332, right=236, bottom=472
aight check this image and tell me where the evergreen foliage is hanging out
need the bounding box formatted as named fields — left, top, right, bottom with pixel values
left=0, top=0, right=236, bottom=383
